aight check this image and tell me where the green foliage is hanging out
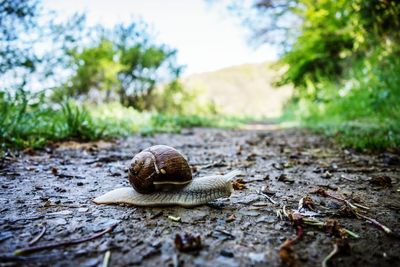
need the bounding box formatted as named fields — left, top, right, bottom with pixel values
left=246, top=0, right=400, bottom=150
left=55, top=21, right=182, bottom=111
left=0, top=92, right=245, bottom=152
left=60, top=102, right=105, bottom=140
left=58, top=39, right=122, bottom=98
left=266, top=0, right=399, bottom=88
left=89, top=102, right=244, bottom=136
left=0, top=2, right=227, bottom=152
left=282, top=49, right=400, bottom=151
left=277, top=1, right=351, bottom=87
left=0, top=90, right=109, bottom=150
left=151, top=80, right=218, bottom=115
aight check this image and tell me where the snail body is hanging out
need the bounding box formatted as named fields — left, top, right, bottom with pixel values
left=93, top=170, right=240, bottom=207
left=93, top=145, right=241, bottom=207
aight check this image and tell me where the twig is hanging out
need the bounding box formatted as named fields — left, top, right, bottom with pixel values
left=215, top=229, right=235, bottom=240
left=14, top=225, right=117, bottom=256
left=353, top=203, right=370, bottom=210
left=276, top=209, right=283, bottom=220
left=313, top=189, right=369, bottom=211
left=259, top=192, right=277, bottom=205
left=290, top=216, right=359, bottom=239
left=102, top=250, right=111, bottom=267
left=314, top=189, right=396, bottom=237
left=322, top=243, right=338, bottom=267
left=28, top=225, right=47, bottom=246
left=282, top=205, right=289, bottom=218
left=356, top=213, right=394, bottom=236
left=340, top=175, right=356, bottom=182
left=342, top=229, right=360, bottom=239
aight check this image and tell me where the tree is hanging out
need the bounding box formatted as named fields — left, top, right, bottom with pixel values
left=228, top=0, right=400, bottom=88
left=0, top=0, right=39, bottom=88
left=0, top=0, right=88, bottom=92
left=60, top=21, right=182, bottom=110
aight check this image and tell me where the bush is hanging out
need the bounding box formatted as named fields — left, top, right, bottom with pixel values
left=282, top=48, right=400, bottom=151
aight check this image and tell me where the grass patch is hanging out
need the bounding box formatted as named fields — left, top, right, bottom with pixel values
left=282, top=96, right=400, bottom=152
left=281, top=51, right=400, bottom=152
left=0, top=91, right=248, bottom=152
left=0, top=90, right=107, bottom=150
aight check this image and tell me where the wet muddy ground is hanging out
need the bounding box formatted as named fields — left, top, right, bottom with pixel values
left=0, top=127, right=399, bottom=266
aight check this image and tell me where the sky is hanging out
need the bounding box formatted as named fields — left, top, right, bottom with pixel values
left=43, top=0, right=278, bottom=76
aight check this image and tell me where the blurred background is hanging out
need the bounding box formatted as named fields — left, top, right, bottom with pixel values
left=1, top=0, right=399, bottom=151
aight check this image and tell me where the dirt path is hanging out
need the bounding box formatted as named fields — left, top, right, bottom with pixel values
left=1, top=127, right=399, bottom=266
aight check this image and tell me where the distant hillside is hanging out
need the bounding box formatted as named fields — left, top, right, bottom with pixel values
left=182, top=62, right=293, bottom=118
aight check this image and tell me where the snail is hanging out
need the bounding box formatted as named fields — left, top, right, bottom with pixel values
left=93, top=145, right=242, bottom=207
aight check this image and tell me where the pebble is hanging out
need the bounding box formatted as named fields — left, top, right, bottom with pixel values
left=213, top=256, right=240, bottom=267
left=248, top=252, right=267, bottom=264
left=180, top=210, right=207, bottom=223
left=256, top=215, right=277, bottom=224
left=78, top=207, right=89, bottom=212
left=81, top=258, right=98, bottom=267
left=50, top=218, right=67, bottom=225
left=235, top=194, right=261, bottom=204
left=220, top=249, right=235, bottom=258
left=238, top=209, right=260, bottom=217
left=306, top=231, right=315, bottom=237
left=48, top=210, right=73, bottom=216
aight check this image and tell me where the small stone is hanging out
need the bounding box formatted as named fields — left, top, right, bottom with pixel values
left=248, top=252, right=266, bottom=264
left=238, top=209, right=259, bottom=217
left=306, top=231, right=315, bottom=237
left=168, top=215, right=181, bottom=222
left=48, top=210, right=73, bottom=216
left=180, top=210, right=207, bottom=223
left=77, top=182, right=84, bottom=186
left=78, top=207, right=89, bottom=212
left=50, top=218, right=67, bottom=225
left=213, top=256, right=239, bottom=267
left=226, top=214, right=236, bottom=223
left=321, top=171, right=332, bottom=179
left=81, top=258, right=98, bottom=267
left=220, top=249, right=234, bottom=257
left=256, top=215, right=277, bottom=224
left=236, top=194, right=260, bottom=204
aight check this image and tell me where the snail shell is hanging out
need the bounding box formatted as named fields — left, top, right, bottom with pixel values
left=93, top=145, right=242, bottom=207
left=128, top=145, right=192, bottom=194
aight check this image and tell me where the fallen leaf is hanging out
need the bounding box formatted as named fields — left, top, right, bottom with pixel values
left=279, top=239, right=299, bottom=267
left=174, top=233, right=202, bottom=252
left=168, top=215, right=181, bottom=222
left=232, top=178, right=247, bottom=190
left=369, top=176, right=392, bottom=187
left=226, top=214, right=236, bottom=223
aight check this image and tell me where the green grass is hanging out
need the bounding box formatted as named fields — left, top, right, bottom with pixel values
left=0, top=90, right=106, bottom=150
left=0, top=91, right=247, bottom=152
left=280, top=51, right=400, bottom=152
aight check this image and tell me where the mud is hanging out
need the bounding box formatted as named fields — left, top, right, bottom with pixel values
left=0, top=126, right=399, bottom=266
